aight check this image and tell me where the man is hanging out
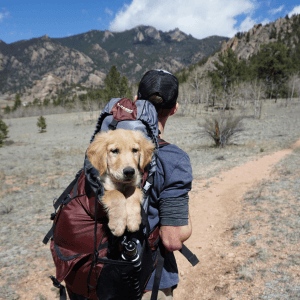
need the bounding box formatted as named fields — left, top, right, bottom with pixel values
left=49, top=69, right=192, bottom=300
left=136, top=70, right=193, bottom=300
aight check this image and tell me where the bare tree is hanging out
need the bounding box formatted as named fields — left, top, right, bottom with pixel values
left=227, top=83, right=240, bottom=112
left=288, top=72, right=300, bottom=105
left=189, top=70, right=205, bottom=104
left=249, top=79, right=266, bottom=119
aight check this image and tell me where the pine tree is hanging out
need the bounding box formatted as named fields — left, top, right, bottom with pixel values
left=254, top=42, right=292, bottom=83
left=246, top=32, right=250, bottom=42
left=37, top=115, right=47, bottom=133
left=270, top=27, right=277, bottom=39
left=119, top=76, right=132, bottom=99
left=210, top=49, right=241, bottom=90
left=103, top=65, right=132, bottom=102
left=12, top=94, right=22, bottom=111
left=0, top=118, right=9, bottom=147
left=103, top=65, right=121, bottom=102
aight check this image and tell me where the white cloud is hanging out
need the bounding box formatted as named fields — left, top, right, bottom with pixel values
left=109, top=0, right=257, bottom=39
left=0, top=9, right=10, bottom=22
left=105, top=8, right=114, bottom=17
left=269, top=5, right=284, bottom=15
left=97, top=17, right=102, bottom=22
left=288, top=5, right=300, bottom=17
left=238, top=16, right=257, bottom=32
left=261, top=18, right=271, bottom=26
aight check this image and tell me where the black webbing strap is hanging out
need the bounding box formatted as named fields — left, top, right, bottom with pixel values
left=50, top=275, right=67, bottom=300
left=53, top=170, right=82, bottom=211
left=87, top=188, right=101, bottom=296
left=73, top=178, right=79, bottom=199
left=179, top=244, right=199, bottom=266
left=108, top=119, right=118, bottom=130
left=150, top=248, right=165, bottom=300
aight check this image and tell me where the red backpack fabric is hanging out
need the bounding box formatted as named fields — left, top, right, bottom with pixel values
left=46, top=168, right=161, bottom=299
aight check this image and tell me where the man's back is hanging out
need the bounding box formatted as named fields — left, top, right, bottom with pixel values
left=145, top=141, right=193, bottom=290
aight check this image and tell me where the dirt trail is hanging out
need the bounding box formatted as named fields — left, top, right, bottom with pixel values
left=173, top=138, right=300, bottom=299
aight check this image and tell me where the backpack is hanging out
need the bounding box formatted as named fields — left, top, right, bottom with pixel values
left=43, top=98, right=199, bottom=300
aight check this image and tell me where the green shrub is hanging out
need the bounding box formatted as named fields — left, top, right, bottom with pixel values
left=43, top=98, right=50, bottom=106
left=4, top=105, right=11, bottom=114
left=0, top=118, right=9, bottom=147
left=37, top=115, right=47, bottom=133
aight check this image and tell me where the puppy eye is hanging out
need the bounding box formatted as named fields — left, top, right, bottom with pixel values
left=132, top=148, right=138, bottom=153
left=111, top=149, right=119, bottom=154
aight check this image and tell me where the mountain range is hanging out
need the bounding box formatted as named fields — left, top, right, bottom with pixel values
left=0, top=26, right=228, bottom=94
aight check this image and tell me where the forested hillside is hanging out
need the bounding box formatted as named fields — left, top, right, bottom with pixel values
left=174, top=13, right=300, bottom=113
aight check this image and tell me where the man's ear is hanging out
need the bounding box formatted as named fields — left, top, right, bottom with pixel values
left=169, top=102, right=179, bottom=117
left=87, top=132, right=108, bottom=176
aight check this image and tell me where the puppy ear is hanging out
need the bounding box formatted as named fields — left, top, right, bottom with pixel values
left=87, top=132, right=108, bottom=176
left=138, top=132, right=155, bottom=171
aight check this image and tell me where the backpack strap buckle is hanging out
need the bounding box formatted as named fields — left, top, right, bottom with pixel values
left=49, top=275, right=63, bottom=289
left=50, top=212, right=57, bottom=221
left=108, top=119, right=118, bottom=130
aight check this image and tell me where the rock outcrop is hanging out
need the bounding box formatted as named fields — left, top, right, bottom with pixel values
left=168, top=28, right=187, bottom=42
left=102, top=30, right=114, bottom=42
left=145, top=27, right=161, bottom=40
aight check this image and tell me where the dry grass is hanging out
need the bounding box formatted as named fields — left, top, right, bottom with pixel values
left=222, top=147, right=300, bottom=298
left=0, top=99, right=300, bottom=299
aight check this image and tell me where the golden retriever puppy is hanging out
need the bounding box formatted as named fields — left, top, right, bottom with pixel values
left=87, top=129, right=154, bottom=236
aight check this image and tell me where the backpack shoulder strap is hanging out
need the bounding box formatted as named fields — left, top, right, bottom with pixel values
left=158, top=138, right=170, bottom=148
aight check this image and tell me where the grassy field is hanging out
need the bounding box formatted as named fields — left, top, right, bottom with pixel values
left=0, top=98, right=300, bottom=299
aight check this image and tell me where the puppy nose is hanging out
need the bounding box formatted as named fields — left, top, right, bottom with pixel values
left=123, top=167, right=135, bottom=177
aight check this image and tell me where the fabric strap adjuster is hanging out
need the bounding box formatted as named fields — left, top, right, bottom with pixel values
left=179, top=244, right=199, bottom=266
left=49, top=275, right=67, bottom=300
left=108, top=119, right=118, bottom=130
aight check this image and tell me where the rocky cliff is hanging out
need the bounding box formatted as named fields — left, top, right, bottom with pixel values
left=204, top=16, right=297, bottom=71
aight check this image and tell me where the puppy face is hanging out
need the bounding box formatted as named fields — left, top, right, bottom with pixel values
left=87, top=129, right=155, bottom=184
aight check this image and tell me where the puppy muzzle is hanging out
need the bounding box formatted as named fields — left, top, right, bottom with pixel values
left=123, top=167, right=135, bottom=180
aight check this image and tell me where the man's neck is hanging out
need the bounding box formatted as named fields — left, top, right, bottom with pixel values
left=158, top=118, right=168, bottom=138
left=158, top=122, right=164, bottom=138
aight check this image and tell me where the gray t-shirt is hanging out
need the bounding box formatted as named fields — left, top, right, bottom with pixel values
left=145, top=143, right=193, bottom=290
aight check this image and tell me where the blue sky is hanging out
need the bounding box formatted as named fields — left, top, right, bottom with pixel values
left=1, top=0, right=300, bottom=44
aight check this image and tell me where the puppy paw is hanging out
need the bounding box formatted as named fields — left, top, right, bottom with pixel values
left=108, top=217, right=127, bottom=236
left=108, top=209, right=127, bottom=236
left=126, top=211, right=141, bottom=233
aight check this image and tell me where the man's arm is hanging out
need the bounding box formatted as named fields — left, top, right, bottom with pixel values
left=159, top=214, right=192, bottom=252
